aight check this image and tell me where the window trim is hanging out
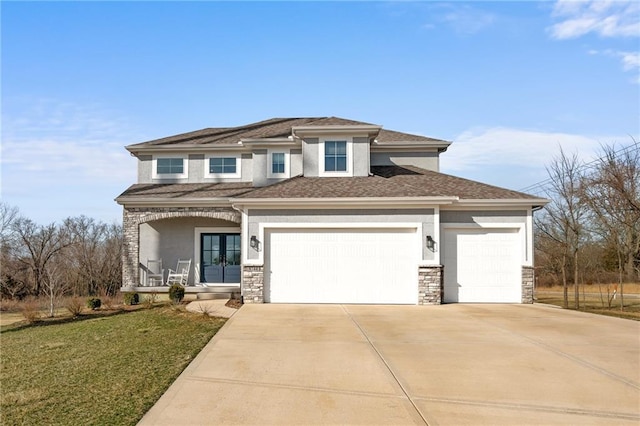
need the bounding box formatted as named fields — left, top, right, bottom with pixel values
left=152, top=155, right=188, bottom=179
left=319, top=137, right=353, bottom=177
left=205, top=153, right=242, bottom=178
left=267, top=149, right=290, bottom=178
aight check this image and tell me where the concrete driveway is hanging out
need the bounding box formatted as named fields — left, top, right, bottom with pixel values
left=139, top=304, right=640, bottom=425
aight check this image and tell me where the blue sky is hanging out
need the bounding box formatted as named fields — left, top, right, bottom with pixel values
left=2, top=1, right=639, bottom=225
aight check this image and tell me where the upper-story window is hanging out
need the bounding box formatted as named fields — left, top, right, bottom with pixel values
left=152, top=155, right=188, bottom=179
left=272, top=153, right=285, bottom=174
left=324, top=141, right=347, bottom=172
left=205, top=154, right=241, bottom=178
left=267, top=149, right=290, bottom=178
left=210, top=157, right=237, bottom=174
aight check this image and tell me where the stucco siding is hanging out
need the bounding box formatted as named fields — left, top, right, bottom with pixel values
left=138, top=152, right=253, bottom=184
left=352, top=137, right=370, bottom=177
left=138, top=155, right=153, bottom=183
left=302, top=138, right=319, bottom=177
left=189, top=154, right=205, bottom=181
left=290, top=149, right=303, bottom=176
left=371, top=151, right=439, bottom=172
left=252, top=149, right=268, bottom=187
left=440, top=210, right=527, bottom=224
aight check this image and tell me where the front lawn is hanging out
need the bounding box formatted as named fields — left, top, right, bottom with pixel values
left=1, top=306, right=226, bottom=425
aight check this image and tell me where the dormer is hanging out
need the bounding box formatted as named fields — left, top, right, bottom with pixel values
left=292, top=121, right=381, bottom=178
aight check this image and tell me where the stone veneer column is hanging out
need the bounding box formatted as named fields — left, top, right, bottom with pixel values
left=122, top=209, right=139, bottom=288
left=242, top=265, right=264, bottom=303
left=522, top=266, right=534, bottom=304
left=418, top=265, right=443, bottom=305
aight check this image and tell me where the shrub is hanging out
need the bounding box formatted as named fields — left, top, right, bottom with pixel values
left=142, top=293, right=157, bottom=309
left=100, top=294, right=117, bottom=310
left=86, top=298, right=102, bottom=310
left=168, top=284, right=185, bottom=303
left=123, top=292, right=139, bottom=306
left=65, top=297, right=84, bottom=317
left=0, top=298, right=20, bottom=312
left=21, top=298, right=41, bottom=323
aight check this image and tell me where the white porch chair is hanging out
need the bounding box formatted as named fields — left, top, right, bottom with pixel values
left=146, top=259, right=164, bottom=286
left=167, top=259, right=191, bottom=286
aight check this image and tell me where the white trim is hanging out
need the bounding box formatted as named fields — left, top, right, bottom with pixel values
left=205, top=153, right=242, bottom=179
left=232, top=197, right=456, bottom=208
left=451, top=199, right=549, bottom=208
left=241, top=209, right=250, bottom=264
left=292, top=125, right=381, bottom=139
left=319, top=137, right=353, bottom=177
left=433, top=206, right=441, bottom=265
left=267, top=149, right=290, bottom=179
left=193, top=226, right=241, bottom=285
left=115, top=198, right=235, bottom=207
left=152, top=154, right=188, bottom=180
left=129, top=145, right=249, bottom=155
left=526, top=208, right=533, bottom=266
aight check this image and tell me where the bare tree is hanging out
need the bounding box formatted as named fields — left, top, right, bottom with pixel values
left=11, top=218, right=73, bottom=296
left=43, top=255, right=71, bottom=317
left=0, top=203, right=23, bottom=298
left=62, top=217, right=122, bottom=296
left=536, top=148, right=588, bottom=308
left=582, top=141, right=640, bottom=310
left=0, top=202, right=19, bottom=240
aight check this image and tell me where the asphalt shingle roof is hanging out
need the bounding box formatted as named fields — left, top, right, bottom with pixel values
left=127, top=117, right=447, bottom=148
left=117, top=182, right=254, bottom=199
left=236, top=166, right=539, bottom=200
left=117, top=166, right=541, bottom=202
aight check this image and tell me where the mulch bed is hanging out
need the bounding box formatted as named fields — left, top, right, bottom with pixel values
left=225, top=299, right=243, bottom=309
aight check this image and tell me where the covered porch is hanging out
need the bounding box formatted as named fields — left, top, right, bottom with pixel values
left=121, top=206, right=243, bottom=298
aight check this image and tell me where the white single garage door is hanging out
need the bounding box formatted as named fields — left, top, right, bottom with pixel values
left=443, top=228, right=522, bottom=303
left=264, top=228, right=418, bottom=304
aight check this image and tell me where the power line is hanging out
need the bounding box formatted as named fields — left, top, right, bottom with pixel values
left=518, top=141, right=639, bottom=195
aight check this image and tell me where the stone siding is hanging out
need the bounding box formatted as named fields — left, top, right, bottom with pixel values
left=242, top=265, right=264, bottom=303
left=418, top=265, right=443, bottom=305
left=522, top=266, right=534, bottom=304
left=122, top=207, right=240, bottom=288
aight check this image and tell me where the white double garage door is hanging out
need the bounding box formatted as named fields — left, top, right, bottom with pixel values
left=263, top=226, right=522, bottom=304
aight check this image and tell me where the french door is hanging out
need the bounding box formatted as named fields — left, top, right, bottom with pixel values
left=200, top=233, right=241, bottom=283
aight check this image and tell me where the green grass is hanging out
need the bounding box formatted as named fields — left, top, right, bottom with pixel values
left=1, top=306, right=226, bottom=425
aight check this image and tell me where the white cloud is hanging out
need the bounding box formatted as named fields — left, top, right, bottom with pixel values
left=1, top=98, right=138, bottom=185
left=619, top=50, right=640, bottom=70
left=588, top=49, right=640, bottom=83
left=423, top=4, right=496, bottom=35
left=0, top=96, right=142, bottom=221
left=442, top=127, right=604, bottom=171
left=549, top=0, right=640, bottom=39
left=439, top=126, right=634, bottom=193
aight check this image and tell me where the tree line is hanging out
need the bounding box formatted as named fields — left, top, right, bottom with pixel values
left=535, top=141, right=640, bottom=309
left=0, top=204, right=122, bottom=312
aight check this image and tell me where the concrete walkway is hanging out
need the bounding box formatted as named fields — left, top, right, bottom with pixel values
left=139, top=304, right=640, bottom=425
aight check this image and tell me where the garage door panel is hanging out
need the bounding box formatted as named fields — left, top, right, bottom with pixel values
left=265, top=229, right=418, bottom=304
left=443, top=228, right=521, bottom=303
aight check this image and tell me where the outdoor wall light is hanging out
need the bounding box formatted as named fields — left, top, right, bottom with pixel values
left=250, top=235, right=261, bottom=251
left=426, top=235, right=437, bottom=252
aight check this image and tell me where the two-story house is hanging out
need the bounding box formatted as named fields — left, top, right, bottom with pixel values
left=116, top=117, right=548, bottom=304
